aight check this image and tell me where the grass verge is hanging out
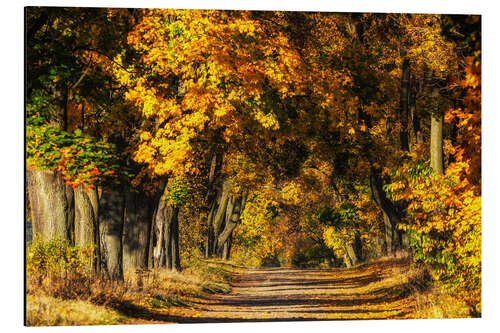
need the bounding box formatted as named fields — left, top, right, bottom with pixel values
left=26, top=257, right=238, bottom=326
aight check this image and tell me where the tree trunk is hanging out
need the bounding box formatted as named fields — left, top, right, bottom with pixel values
left=382, top=212, right=394, bottom=254
left=65, top=185, right=75, bottom=244
left=399, top=58, right=410, bottom=152
left=344, top=254, right=352, bottom=267
left=213, top=186, right=230, bottom=246
left=165, top=211, right=172, bottom=269
left=431, top=114, right=444, bottom=175
left=205, top=178, right=231, bottom=257
left=353, top=231, right=363, bottom=262
left=74, top=185, right=99, bottom=273
left=123, top=190, right=156, bottom=272
left=26, top=169, right=72, bottom=241
left=410, top=75, right=424, bottom=147
left=205, top=199, right=217, bottom=257
left=216, top=193, right=247, bottom=259
left=99, top=189, right=125, bottom=281
left=204, top=152, right=224, bottom=257
left=152, top=197, right=181, bottom=271
left=88, top=187, right=99, bottom=272
left=370, top=169, right=401, bottom=253
left=149, top=179, right=167, bottom=268
left=153, top=198, right=168, bottom=268
left=222, top=235, right=232, bottom=260
left=152, top=200, right=163, bottom=268
left=169, top=206, right=181, bottom=271
left=345, top=242, right=358, bottom=266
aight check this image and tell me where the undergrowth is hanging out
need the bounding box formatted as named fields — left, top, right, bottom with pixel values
left=370, top=253, right=478, bottom=319
left=26, top=238, right=236, bottom=326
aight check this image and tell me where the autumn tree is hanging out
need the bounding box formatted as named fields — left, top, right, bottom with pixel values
left=26, top=7, right=145, bottom=279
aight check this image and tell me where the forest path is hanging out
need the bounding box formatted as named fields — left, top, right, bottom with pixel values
left=158, top=257, right=415, bottom=322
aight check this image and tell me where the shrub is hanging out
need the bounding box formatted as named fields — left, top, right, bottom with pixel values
left=389, top=159, right=481, bottom=315
left=26, top=236, right=95, bottom=299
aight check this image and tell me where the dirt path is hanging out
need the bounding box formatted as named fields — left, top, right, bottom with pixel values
left=159, top=257, right=415, bottom=322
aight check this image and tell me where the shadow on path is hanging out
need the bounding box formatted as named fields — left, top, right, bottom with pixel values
left=113, top=257, right=414, bottom=323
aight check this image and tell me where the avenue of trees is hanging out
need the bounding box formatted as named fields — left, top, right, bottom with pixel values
left=26, top=8, right=481, bottom=313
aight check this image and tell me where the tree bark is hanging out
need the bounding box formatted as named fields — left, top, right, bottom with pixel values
left=382, top=212, right=394, bottom=254
left=122, top=190, right=156, bottom=272
left=344, top=254, right=352, bottom=267
left=65, top=184, right=75, bottom=244
left=345, top=242, right=358, bottom=266
left=152, top=199, right=167, bottom=268
left=26, top=169, right=72, bottom=241
left=369, top=169, right=401, bottom=253
left=205, top=178, right=231, bottom=257
left=213, top=185, right=230, bottom=245
left=205, top=200, right=217, bottom=257
left=204, top=152, right=224, bottom=257
left=149, top=179, right=167, bottom=268
left=410, top=75, right=424, bottom=147
left=74, top=185, right=99, bottom=272
left=399, top=58, right=410, bottom=152
left=216, top=193, right=247, bottom=259
left=353, top=231, right=363, bottom=262
left=169, top=206, right=181, bottom=271
left=430, top=87, right=444, bottom=175
left=221, top=235, right=232, bottom=260
left=431, top=115, right=444, bottom=175
left=152, top=197, right=181, bottom=271
left=99, top=189, right=125, bottom=281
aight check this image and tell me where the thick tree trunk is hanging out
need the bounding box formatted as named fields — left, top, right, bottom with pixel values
left=213, top=186, right=230, bottom=245
left=26, top=169, right=72, bottom=241
left=216, top=193, right=247, bottom=259
left=221, top=235, right=232, bottom=260
left=204, top=152, right=224, bottom=258
left=153, top=199, right=168, bottom=268
left=205, top=178, right=231, bottom=257
left=123, top=190, right=156, bottom=272
left=99, top=189, right=125, bottom=281
left=152, top=200, right=163, bottom=268
left=149, top=179, right=167, bottom=268
left=152, top=197, right=181, bottom=271
left=74, top=185, right=99, bottom=272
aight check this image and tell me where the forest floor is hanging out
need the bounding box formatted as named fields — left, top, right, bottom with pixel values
left=115, top=256, right=428, bottom=324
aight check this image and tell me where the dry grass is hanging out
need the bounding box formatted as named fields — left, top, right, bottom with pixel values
left=26, top=295, right=128, bottom=326
left=363, top=252, right=473, bottom=319
left=26, top=258, right=237, bottom=326
left=409, top=284, right=471, bottom=318
left=331, top=252, right=473, bottom=319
